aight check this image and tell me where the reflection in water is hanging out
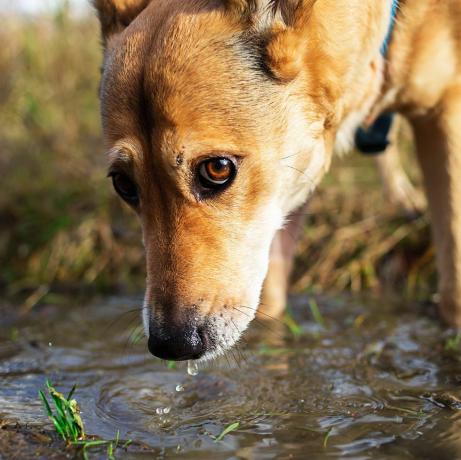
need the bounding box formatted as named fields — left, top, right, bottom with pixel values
left=1, top=294, right=461, bottom=459
left=176, top=384, right=184, bottom=392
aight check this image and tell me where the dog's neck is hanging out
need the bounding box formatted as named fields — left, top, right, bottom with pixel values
left=373, top=0, right=446, bottom=118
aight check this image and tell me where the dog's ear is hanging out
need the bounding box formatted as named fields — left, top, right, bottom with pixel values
left=93, top=0, right=151, bottom=45
left=225, top=0, right=318, bottom=81
left=225, top=0, right=315, bottom=26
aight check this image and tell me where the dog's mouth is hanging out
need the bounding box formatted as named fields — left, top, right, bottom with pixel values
left=143, top=303, right=255, bottom=362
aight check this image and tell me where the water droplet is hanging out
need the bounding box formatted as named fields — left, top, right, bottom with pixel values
left=139, top=388, right=153, bottom=398
left=156, top=407, right=171, bottom=415
left=187, top=360, right=198, bottom=376
left=175, top=384, right=184, bottom=392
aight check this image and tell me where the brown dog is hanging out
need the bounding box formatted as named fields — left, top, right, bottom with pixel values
left=93, top=0, right=461, bottom=361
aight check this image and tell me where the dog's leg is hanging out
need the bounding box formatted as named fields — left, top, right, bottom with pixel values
left=411, top=85, right=461, bottom=327
left=259, top=206, right=306, bottom=319
left=374, top=117, right=425, bottom=218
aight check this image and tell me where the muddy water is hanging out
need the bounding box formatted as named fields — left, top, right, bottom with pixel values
left=2, top=295, right=461, bottom=459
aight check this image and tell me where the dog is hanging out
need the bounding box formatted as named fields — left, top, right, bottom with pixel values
left=93, top=0, right=461, bottom=362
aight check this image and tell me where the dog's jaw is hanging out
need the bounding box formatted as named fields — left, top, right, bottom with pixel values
left=198, top=306, right=256, bottom=362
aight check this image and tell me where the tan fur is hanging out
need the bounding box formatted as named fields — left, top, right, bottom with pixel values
left=94, top=0, right=461, bottom=360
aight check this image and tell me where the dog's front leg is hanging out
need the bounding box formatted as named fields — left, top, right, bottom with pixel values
left=412, top=85, right=461, bottom=327
left=259, top=205, right=307, bottom=319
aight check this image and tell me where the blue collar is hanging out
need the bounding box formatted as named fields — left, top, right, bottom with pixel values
left=380, top=0, right=399, bottom=56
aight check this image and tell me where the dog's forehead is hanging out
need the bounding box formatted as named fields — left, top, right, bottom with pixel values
left=100, top=4, right=281, bottom=156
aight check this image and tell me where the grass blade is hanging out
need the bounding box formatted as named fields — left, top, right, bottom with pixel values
left=323, top=428, right=333, bottom=448
left=38, top=390, right=53, bottom=417
left=50, top=418, right=66, bottom=441
left=67, top=384, right=77, bottom=400
left=49, top=391, right=66, bottom=421
left=107, top=442, right=115, bottom=460
left=214, top=422, right=240, bottom=442
left=308, top=299, right=326, bottom=328
left=284, top=311, right=303, bottom=338
left=121, top=439, right=133, bottom=449
left=114, top=430, right=120, bottom=448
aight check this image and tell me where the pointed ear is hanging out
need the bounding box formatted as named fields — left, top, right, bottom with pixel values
left=93, top=0, right=151, bottom=45
left=224, top=0, right=318, bottom=80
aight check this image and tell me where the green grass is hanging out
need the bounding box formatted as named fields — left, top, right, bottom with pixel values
left=283, top=309, right=303, bottom=338
left=39, top=380, right=132, bottom=459
left=308, top=299, right=327, bottom=328
left=445, top=333, right=461, bottom=352
left=39, top=380, right=83, bottom=442
left=166, top=360, right=177, bottom=369
left=301, top=424, right=335, bottom=448
left=211, top=422, right=240, bottom=442
left=323, top=428, right=333, bottom=448
left=258, top=344, right=292, bottom=356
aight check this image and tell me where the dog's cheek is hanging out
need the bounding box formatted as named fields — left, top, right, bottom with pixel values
left=240, top=200, right=284, bottom=302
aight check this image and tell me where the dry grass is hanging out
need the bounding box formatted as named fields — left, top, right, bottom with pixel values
left=0, top=6, right=145, bottom=305
left=0, top=5, right=436, bottom=307
left=293, top=147, right=434, bottom=301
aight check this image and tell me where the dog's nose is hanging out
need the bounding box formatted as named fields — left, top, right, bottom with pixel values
left=147, top=322, right=207, bottom=361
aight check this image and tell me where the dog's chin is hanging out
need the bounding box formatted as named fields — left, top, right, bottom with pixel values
left=196, top=306, right=256, bottom=363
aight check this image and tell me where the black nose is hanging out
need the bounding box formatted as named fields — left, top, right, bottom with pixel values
left=148, top=323, right=207, bottom=361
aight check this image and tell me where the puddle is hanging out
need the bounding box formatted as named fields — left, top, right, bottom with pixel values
left=1, top=295, right=461, bottom=459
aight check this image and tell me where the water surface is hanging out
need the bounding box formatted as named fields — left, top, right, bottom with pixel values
left=1, top=294, right=461, bottom=459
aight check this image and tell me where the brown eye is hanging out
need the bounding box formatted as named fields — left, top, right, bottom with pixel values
left=197, top=157, right=236, bottom=190
left=110, top=172, right=139, bottom=205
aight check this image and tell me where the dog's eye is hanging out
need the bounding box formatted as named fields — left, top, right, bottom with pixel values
left=110, top=172, right=139, bottom=205
left=197, top=158, right=236, bottom=190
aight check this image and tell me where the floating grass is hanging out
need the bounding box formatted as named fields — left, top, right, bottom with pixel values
left=212, top=422, right=240, bottom=442
left=323, top=428, right=333, bottom=448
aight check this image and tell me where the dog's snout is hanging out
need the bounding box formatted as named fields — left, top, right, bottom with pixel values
left=147, top=315, right=209, bottom=361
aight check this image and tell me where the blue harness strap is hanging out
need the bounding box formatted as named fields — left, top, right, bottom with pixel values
left=355, top=0, right=399, bottom=156
left=380, top=0, right=399, bottom=56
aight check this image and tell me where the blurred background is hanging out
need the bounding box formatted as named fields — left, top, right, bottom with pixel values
left=0, top=0, right=435, bottom=312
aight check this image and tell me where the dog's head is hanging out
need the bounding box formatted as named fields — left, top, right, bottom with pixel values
left=94, top=0, right=389, bottom=361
